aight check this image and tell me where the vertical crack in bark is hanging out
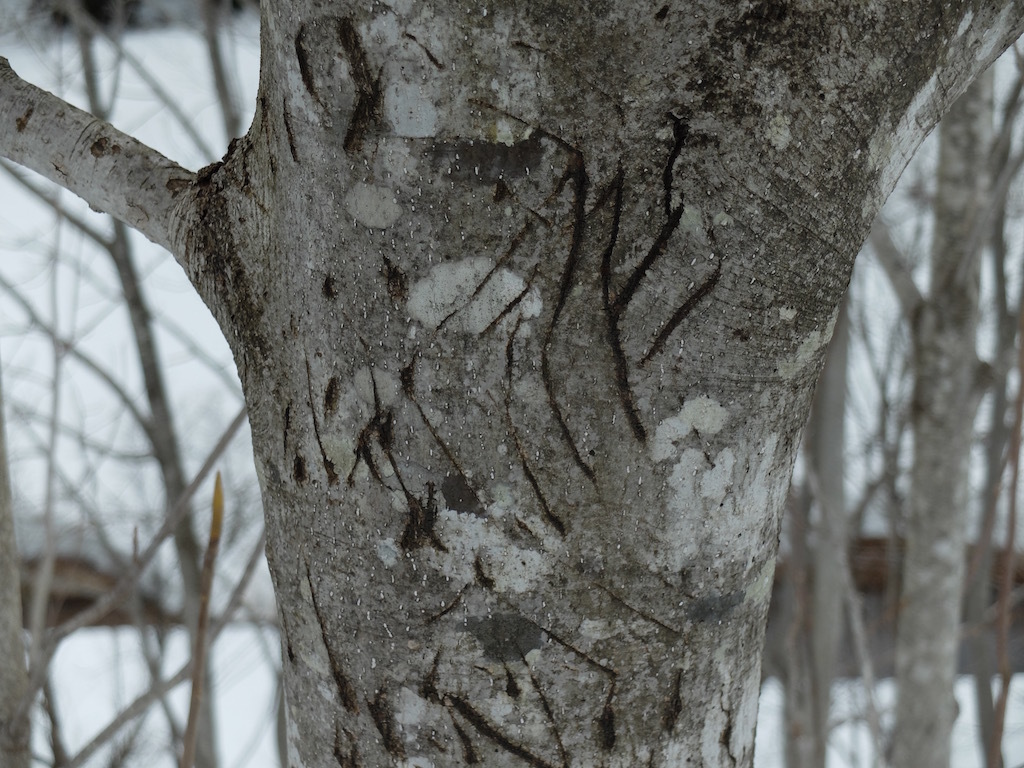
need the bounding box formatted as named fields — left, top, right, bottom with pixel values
left=522, top=656, right=570, bottom=767
left=304, top=354, right=339, bottom=484
left=662, top=669, right=683, bottom=732
left=451, top=716, right=480, bottom=764
left=282, top=96, right=299, bottom=163
left=542, top=152, right=597, bottom=481
left=597, top=167, right=647, bottom=442
left=449, top=696, right=558, bottom=768
left=367, top=687, right=405, bottom=758
left=598, top=684, right=616, bottom=751
left=663, top=112, right=689, bottom=218
left=333, top=720, right=361, bottom=767
left=335, top=17, right=382, bottom=154
left=305, top=564, right=359, bottom=713
left=507, top=406, right=565, bottom=535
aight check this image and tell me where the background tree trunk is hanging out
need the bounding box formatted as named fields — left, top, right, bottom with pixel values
left=892, top=71, right=992, bottom=768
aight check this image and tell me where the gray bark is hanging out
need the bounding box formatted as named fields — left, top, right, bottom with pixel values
left=0, top=350, right=30, bottom=768
left=892, top=72, right=993, bottom=768
left=3, top=2, right=1024, bottom=765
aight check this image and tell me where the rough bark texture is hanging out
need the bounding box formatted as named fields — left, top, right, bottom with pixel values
left=4, top=1, right=1024, bottom=765
left=0, top=350, right=29, bottom=768
left=892, top=72, right=992, bottom=768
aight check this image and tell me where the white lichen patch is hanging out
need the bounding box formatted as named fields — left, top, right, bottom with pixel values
left=680, top=204, right=708, bottom=244
left=354, top=367, right=401, bottom=407
left=407, top=257, right=540, bottom=333
left=579, top=618, right=615, bottom=641
left=766, top=111, right=792, bottom=151
left=651, top=396, right=728, bottom=461
left=385, top=79, right=438, bottom=138
left=376, top=537, right=400, bottom=568
left=713, top=211, right=734, bottom=227
left=394, top=686, right=430, bottom=726
left=956, top=10, right=973, bottom=37
left=345, top=183, right=403, bottom=229
left=321, top=434, right=356, bottom=481
left=700, top=448, right=735, bottom=501
left=778, top=306, right=797, bottom=322
left=777, top=329, right=827, bottom=378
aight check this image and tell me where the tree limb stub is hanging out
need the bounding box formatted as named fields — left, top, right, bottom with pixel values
left=0, top=57, right=193, bottom=255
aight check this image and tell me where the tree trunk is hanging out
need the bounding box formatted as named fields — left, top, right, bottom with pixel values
left=4, top=1, right=1024, bottom=765
left=892, top=71, right=992, bottom=768
left=0, top=348, right=30, bottom=768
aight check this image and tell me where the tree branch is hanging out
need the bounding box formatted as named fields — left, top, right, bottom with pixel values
left=0, top=57, right=194, bottom=255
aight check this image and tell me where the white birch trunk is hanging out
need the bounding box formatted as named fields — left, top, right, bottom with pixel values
left=892, top=71, right=993, bottom=768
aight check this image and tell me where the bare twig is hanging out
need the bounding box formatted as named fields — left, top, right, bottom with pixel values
left=181, top=473, right=224, bottom=768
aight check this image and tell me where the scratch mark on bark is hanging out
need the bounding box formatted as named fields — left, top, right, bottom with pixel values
left=598, top=167, right=646, bottom=442
left=542, top=153, right=597, bottom=480
left=640, top=256, right=722, bottom=365
left=403, top=31, right=443, bottom=69
left=598, top=684, right=616, bottom=750
left=305, top=564, right=359, bottom=713
left=305, top=354, right=339, bottom=484
left=451, top=716, right=480, bottom=763
left=523, top=659, right=570, bottom=767
left=282, top=97, right=299, bottom=163
left=333, top=721, right=361, bottom=767
left=425, top=584, right=467, bottom=624
left=367, top=688, right=405, bottom=757
left=294, top=25, right=319, bottom=105
left=663, top=112, right=688, bottom=217
left=594, top=581, right=681, bottom=636
left=509, top=415, right=565, bottom=535
left=663, top=669, right=683, bottom=732
left=336, top=17, right=382, bottom=153
left=449, top=696, right=557, bottom=768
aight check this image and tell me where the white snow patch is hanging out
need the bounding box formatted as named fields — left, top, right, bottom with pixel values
left=407, top=256, right=540, bottom=333
left=345, top=183, right=403, bottom=229
left=651, top=396, right=728, bottom=461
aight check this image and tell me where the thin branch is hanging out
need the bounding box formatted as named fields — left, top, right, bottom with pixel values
left=62, top=526, right=265, bottom=768
left=0, top=57, right=193, bottom=253
left=181, top=473, right=224, bottom=768
left=868, top=218, right=923, bottom=319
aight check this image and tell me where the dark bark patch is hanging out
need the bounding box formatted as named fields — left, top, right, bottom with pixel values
left=323, top=274, right=338, bottom=299
left=381, top=255, right=407, bottom=302
left=663, top=669, right=683, bottom=732
left=427, top=134, right=544, bottom=184
left=400, top=482, right=445, bottom=552
left=294, top=26, right=319, bottom=104
left=441, top=474, right=483, bottom=515
left=367, top=688, right=405, bottom=758
left=293, top=454, right=308, bottom=484
left=686, top=589, right=744, bottom=622
left=504, top=666, right=520, bottom=698
left=465, top=613, right=543, bottom=662
left=324, top=377, right=341, bottom=415
left=89, top=136, right=121, bottom=157
left=333, top=723, right=361, bottom=768
left=654, top=4, right=669, bottom=20
left=15, top=105, right=33, bottom=132
left=597, top=699, right=615, bottom=750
